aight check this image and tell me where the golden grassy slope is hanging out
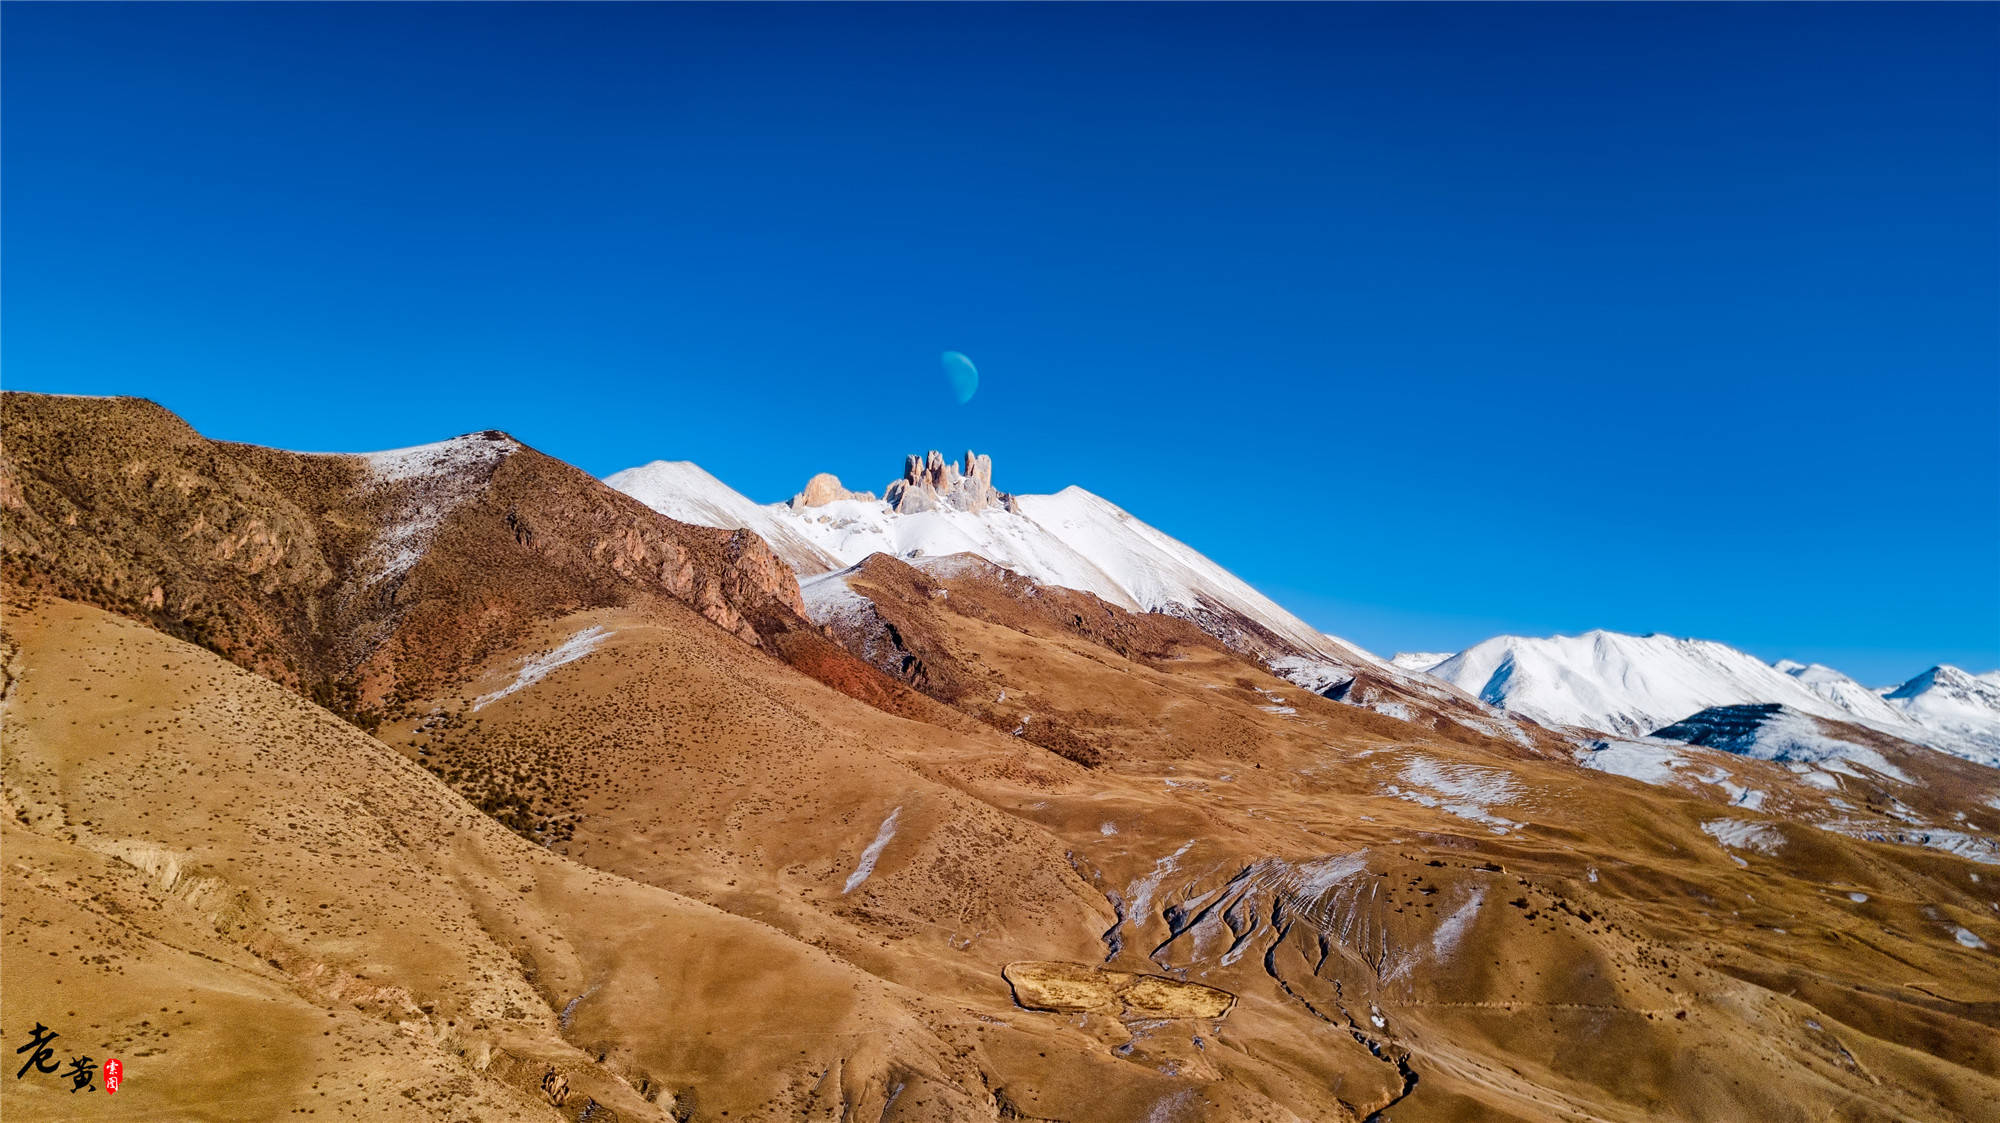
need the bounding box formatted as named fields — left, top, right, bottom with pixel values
left=1, top=597, right=1079, bottom=1121
left=364, top=552, right=2000, bottom=1121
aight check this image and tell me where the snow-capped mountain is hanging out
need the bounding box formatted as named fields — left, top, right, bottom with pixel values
left=1883, top=665, right=2000, bottom=764
left=1775, top=659, right=1912, bottom=728
left=600, top=460, right=843, bottom=574
left=1423, top=631, right=1859, bottom=738
left=609, top=449, right=1384, bottom=672
left=1415, top=630, right=2000, bottom=767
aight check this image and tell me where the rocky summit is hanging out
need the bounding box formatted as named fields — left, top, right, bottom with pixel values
left=882, top=449, right=1018, bottom=514
left=785, top=471, right=875, bottom=508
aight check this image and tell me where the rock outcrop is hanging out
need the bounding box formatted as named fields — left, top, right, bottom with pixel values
left=0, top=391, right=824, bottom=719
left=881, top=450, right=1018, bottom=514
left=786, top=472, right=873, bottom=509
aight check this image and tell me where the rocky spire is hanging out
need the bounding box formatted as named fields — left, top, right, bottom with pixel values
left=881, top=449, right=1018, bottom=514
left=786, top=472, right=874, bottom=509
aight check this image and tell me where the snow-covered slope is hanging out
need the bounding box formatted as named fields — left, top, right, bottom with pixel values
left=1391, top=652, right=1451, bottom=673
left=1426, top=631, right=1876, bottom=738
left=1012, top=486, right=1357, bottom=660
left=603, top=460, right=843, bottom=574
left=341, top=433, right=521, bottom=589
left=1650, top=703, right=1907, bottom=774
left=1883, top=666, right=2000, bottom=765
left=1775, top=660, right=1912, bottom=728
left=609, top=453, right=1370, bottom=666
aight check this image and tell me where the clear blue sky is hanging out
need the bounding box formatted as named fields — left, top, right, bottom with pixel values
left=6, top=3, right=1995, bottom=683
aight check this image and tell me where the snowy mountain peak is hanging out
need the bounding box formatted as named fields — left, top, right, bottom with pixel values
left=1773, top=659, right=1911, bottom=729
left=1426, top=631, right=1877, bottom=739
left=606, top=447, right=1383, bottom=672
left=1886, top=664, right=2000, bottom=701
left=1411, top=631, right=2000, bottom=768
left=1873, top=665, right=2000, bottom=765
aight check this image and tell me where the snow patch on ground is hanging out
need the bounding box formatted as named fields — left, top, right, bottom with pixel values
left=1385, top=757, right=1522, bottom=834
left=474, top=626, right=610, bottom=711
left=359, top=435, right=512, bottom=483
left=799, top=565, right=876, bottom=629
left=1688, top=767, right=1767, bottom=811
left=1815, top=820, right=2000, bottom=865
left=1264, top=852, right=1372, bottom=901
left=1267, top=656, right=1351, bottom=695
left=1143, top=1088, right=1199, bottom=1123
left=1368, top=701, right=1414, bottom=723
left=1431, top=888, right=1484, bottom=962
left=843, top=806, right=903, bottom=893
left=1252, top=687, right=1297, bottom=715
left=1126, top=841, right=1199, bottom=923
left=1955, top=927, right=1988, bottom=950
left=1702, top=818, right=1784, bottom=856
left=1576, top=739, right=1686, bottom=786
left=348, top=435, right=517, bottom=588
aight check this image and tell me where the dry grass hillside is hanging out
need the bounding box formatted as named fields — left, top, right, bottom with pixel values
left=1, top=597, right=1018, bottom=1121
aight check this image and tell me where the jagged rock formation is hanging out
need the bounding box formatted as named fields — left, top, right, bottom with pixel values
left=787, top=471, right=874, bottom=508
left=882, top=450, right=1019, bottom=514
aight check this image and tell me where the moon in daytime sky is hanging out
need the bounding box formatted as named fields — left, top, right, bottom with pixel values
left=941, top=350, right=978, bottom=405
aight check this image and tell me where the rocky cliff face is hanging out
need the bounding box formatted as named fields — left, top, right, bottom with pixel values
left=0, top=395, right=342, bottom=693
left=881, top=449, right=1018, bottom=514
left=0, top=392, right=820, bottom=721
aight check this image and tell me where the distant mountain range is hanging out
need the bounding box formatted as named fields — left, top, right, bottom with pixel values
left=1396, top=633, right=2000, bottom=767
left=606, top=449, right=2000, bottom=771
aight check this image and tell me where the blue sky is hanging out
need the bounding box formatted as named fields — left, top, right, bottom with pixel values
left=6, top=3, right=1995, bottom=683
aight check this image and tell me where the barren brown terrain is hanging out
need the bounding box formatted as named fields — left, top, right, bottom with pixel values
left=5, top=392, right=1998, bottom=1122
